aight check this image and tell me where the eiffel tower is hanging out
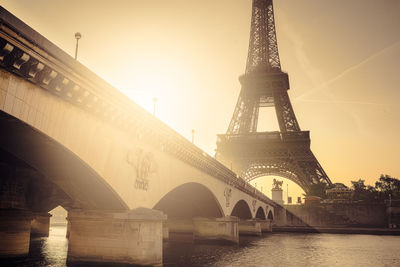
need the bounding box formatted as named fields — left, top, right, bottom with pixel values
left=215, top=0, right=331, bottom=192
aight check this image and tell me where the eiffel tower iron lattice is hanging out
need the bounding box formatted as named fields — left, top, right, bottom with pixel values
left=215, top=0, right=331, bottom=192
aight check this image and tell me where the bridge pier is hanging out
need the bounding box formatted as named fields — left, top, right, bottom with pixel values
left=274, top=205, right=287, bottom=226
left=258, top=219, right=272, bottom=232
left=31, top=212, right=51, bottom=237
left=67, top=208, right=166, bottom=266
left=238, top=219, right=262, bottom=236
left=193, top=216, right=239, bottom=244
left=165, top=218, right=194, bottom=243
left=0, top=209, right=32, bottom=258
left=165, top=217, right=239, bottom=244
left=162, top=224, right=169, bottom=240
left=0, top=166, right=33, bottom=258
left=66, top=219, right=71, bottom=238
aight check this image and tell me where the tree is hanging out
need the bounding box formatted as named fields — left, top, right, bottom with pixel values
left=375, top=174, right=400, bottom=200
left=351, top=179, right=378, bottom=202
left=350, top=175, right=400, bottom=202
left=305, top=182, right=328, bottom=199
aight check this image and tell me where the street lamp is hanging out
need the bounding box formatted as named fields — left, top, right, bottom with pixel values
left=74, top=32, right=82, bottom=60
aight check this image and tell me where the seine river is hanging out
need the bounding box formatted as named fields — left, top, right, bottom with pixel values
left=3, top=226, right=400, bottom=266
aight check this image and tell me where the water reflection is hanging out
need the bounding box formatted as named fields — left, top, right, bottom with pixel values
left=163, top=233, right=400, bottom=267
left=1, top=226, right=68, bottom=267
left=2, top=226, right=400, bottom=266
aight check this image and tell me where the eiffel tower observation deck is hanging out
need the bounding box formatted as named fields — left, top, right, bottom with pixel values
left=215, top=0, right=332, bottom=192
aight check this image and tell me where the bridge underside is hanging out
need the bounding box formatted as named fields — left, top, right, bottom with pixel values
left=231, top=199, right=253, bottom=219
left=0, top=110, right=128, bottom=211
left=153, top=183, right=223, bottom=218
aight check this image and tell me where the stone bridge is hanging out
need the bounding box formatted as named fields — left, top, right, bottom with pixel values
left=0, top=7, right=275, bottom=266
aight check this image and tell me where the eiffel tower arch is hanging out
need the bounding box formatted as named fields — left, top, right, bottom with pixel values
left=215, top=0, right=332, bottom=192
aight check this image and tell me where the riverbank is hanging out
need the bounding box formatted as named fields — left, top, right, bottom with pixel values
left=273, top=226, right=400, bottom=235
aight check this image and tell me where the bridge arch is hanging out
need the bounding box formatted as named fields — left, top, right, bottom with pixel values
left=267, top=210, right=274, bottom=220
left=0, top=111, right=129, bottom=211
left=231, top=199, right=252, bottom=219
left=153, top=182, right=224, bottom=218
left=255, top=206, right=266, bottom=220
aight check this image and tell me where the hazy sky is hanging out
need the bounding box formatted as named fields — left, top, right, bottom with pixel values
left=1, top=0, right=399, bottom=194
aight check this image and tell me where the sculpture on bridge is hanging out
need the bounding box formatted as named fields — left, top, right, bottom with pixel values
left=224, top=187, right=232, bottom=207
left=273, top=179, right=283, bottom=190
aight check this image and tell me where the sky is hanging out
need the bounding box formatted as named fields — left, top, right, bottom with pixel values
left=1, top=0, right=399, bottom=199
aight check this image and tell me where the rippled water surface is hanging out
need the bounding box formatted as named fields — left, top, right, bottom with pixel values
left=3, top=226, right=400, bottom=266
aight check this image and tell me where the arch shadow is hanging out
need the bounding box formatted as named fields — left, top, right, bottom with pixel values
left=231, top=199, right=252, bottom=220
left=255, top=206, right=266, bottom=220
left=267, top=210, right=274, bottom=220
left=153, top=182, right=224, bottom=219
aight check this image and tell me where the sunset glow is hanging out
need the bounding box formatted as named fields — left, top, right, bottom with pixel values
left=2, top=0, right=399, bottom=187
left=1, top=1, right=400, bottom=265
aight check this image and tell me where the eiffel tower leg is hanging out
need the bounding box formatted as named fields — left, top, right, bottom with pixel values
left=294, top=149, right=331, bottom=187
left=273, top=90, right=300, bottom=132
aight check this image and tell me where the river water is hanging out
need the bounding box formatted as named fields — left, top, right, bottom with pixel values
left=3, top=226, right=400, bottom=266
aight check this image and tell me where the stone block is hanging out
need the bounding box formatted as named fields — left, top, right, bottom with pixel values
left=193, top=216, right=239, bottom=244
left=162, top=224, right=169, bottom=240
left=0, top=209, right=32, bottom=258
left=238, top=219, right=262, bottom=236
left=67, top=208, right=166, bottom=266
left=3, top=92, right=14, bottom=113
left=0, top=88, right=6, bottom=109
left=165, top=218, right=194, bottom=243
left=31, top=212, right=51, bottom=237
left=259, top=219, right=272, bottom=232
left=0, top=70, right=10, bottom=91
left=66, top=219, right=71, bottom=238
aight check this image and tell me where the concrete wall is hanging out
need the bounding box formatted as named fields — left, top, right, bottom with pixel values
left=325, top=203, right=386, bottom=227
left=283, top=203, right=387, bottom=227
left=67, top=209, right=165, bottom=266
left=387, top=200, right=400, bottom=228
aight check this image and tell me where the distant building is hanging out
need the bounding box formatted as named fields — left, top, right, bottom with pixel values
left=304, top=196, right=322, bottom=205
left=326, top=183, right=353, bottom=202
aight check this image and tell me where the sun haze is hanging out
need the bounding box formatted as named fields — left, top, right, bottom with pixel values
left=1, top=0, right=399, bottom=188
